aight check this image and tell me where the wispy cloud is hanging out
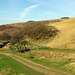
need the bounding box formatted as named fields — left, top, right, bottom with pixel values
left=0, top=4, right=39, bottom=25
left=0, top=17, right=25, bottom=20
left=20, top=5, right=39, bottom=19
left=0, top=17, right=26, bottom=25
left=0, top=4, right=39, bottom=24
left=26, top=0, right=75, bottom=15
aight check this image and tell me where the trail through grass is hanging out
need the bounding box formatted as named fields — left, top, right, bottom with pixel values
left=8, top=49, right=75, bottom=75
left=0, top=54, right=43, bottom=75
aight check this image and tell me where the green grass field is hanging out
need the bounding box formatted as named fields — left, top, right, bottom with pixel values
left=0, top=54, right=43, bottom=75
left=8, top=49, right=75, bottom=74
left=0, top=48, right=75, bottom=74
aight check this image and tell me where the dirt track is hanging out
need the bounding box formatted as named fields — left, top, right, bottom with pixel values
left=0, top=52, right=74, bottom=75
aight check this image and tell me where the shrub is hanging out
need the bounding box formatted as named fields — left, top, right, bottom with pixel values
left=10, top=23, right=59, bottom=45
left=61, top=17, right=69, bottom=19
left=23, top=23, right=59, bottom=40
left=0, top=33, right=11, bottom=41
left=27, top=20, right=34, bottom=22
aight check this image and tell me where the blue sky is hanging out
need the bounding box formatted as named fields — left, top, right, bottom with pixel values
left=0, top=0, right=75, bottom=25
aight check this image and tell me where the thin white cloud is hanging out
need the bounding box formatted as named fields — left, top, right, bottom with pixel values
left=0, top=17, right=26, bottom=25
left=0, top=17, right=25, bottom=20
left=20, top=4, right=39, bottom=19
left=0, top=4, right=39, bottom=25
left=26, top=0, right=75, bottom=15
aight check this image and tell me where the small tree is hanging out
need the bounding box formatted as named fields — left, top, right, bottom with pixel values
left=27, top=20, right=34, bottom=22
left=61, top=17, right=69, bottom=19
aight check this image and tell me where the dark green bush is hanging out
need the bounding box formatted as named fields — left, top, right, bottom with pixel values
left=61, top=17, right=69, bottom=19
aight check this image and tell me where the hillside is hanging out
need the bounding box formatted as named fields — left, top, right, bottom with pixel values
left=0, top=18, right=71, bottom=49
left=0, top=19, right=64, bottom=35
left=45, top=17, right=75, bottom=49
left=10, top=23, right=59, bottom=46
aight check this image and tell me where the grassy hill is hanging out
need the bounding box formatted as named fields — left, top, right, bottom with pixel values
left=1, top=19, right=63, bottom=45
left=45, top=17, right=75, bottom=49
left=0, top=19, right=64, bottom=35
left=0, top=18, right=75, bottom=75
left=1, top=18, right=73, bottom=49
left=10, top=22, right=59, bottom=47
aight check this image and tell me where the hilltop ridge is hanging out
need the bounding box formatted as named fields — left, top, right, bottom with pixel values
left=0, top=19, right=64, bottom=35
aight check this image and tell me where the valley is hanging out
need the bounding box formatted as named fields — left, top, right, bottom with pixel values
left=0, top=17, right=75, bottom=75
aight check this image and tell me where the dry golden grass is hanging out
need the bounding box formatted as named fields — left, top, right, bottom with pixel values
left=45, top=17, right=75, bottom=49
left=65, top=62, right=75, bottom=73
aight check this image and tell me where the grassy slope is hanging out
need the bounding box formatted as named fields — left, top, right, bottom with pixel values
left=0, top=48, right=75, bottom=74
left=10, top=22, right=59, bottom=46
left=46, top=17, right=75, bottom=49
left=0, top=19, right=64, bottom=35
left=0, top=54, right=43, bottom=75
left=8, top=50, right=75, bottom=74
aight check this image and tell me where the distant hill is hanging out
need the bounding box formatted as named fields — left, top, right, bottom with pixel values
left=9, top=19, right=67, bottom=45
left=0, top=19, right=64, bottom=35
left=1, top=18, right=72, bottom=49
left=45, top=17, right=75, bottom=49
